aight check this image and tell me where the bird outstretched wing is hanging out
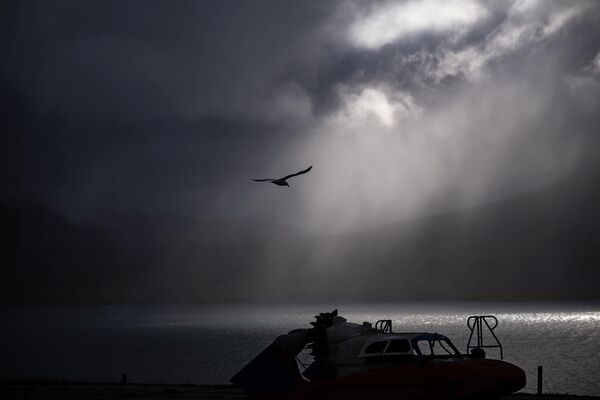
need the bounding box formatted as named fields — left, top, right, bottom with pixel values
left=282, top=165, right=312, bottom=181
left=251, top=178, right=274, bottom=182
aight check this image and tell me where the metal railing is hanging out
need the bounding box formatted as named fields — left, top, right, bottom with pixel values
left=375, top=319, right=393, bottom=333
left=466, top=315, right=503, bottom=359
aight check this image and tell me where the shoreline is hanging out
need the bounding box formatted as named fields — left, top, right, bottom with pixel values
left=1, top=381, right=598, bottom=400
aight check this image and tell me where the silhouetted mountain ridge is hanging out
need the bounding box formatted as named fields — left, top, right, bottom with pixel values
left=3, top=170, right=599, bottom=305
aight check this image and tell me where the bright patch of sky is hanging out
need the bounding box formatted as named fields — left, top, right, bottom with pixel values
left=431, top=1, right=591, bottom=81
left=349, top=0, right=488, bottom=49
left=327, top=86, right=421, bottom=131
left=589, top=50, right=600, bottom=74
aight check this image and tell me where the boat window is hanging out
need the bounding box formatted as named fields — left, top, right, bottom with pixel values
left=414, top=339, right=455, bottom=356
left=364, top=341, right=387, bottom=354
left=386, top=339, right=410, bottom=353
left=414, top=340, right=432, bottom=355
left=438, top=339, right=456, bottom=355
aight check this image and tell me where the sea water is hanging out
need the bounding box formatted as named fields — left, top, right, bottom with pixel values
left=1, top=302, right=599, bottom=396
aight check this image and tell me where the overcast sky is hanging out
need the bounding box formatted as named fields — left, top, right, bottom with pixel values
left=3, top=0, right=600, bottom=233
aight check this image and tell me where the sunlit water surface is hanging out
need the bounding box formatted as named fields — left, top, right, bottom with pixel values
left=1, top=303, right=599, bottom=396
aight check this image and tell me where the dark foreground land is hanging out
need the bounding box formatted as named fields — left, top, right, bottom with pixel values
left=1, top=382, right=599, bottom=400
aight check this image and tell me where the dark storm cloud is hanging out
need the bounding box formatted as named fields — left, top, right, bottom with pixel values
left=1, top=0, right=336, bottom=216
left=3, top=0, right=600, bottom=224
left=258, top=0, right=600, bottom=232
left=3, top=1, right=600, bottom=303
left=1, top=1, right=333, bottom=121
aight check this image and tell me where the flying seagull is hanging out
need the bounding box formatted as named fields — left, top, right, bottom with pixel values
left=252, top=165, right=312, bottom=187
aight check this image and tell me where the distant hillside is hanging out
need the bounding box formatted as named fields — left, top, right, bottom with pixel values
left=1, top=200, right=311, bottom=304
left=1, top=200, right=151, bottom=304
left=2, top=169, right=600, bottom=305
left=314, top=169, right=600, bottom=301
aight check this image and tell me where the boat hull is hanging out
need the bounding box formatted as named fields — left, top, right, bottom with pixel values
left=252, top=358, right=526, bottom=400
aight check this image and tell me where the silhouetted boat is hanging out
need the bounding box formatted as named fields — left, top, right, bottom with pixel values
left=231, top=310, right=525, bottom=399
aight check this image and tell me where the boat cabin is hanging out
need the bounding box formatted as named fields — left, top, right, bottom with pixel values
left=303, top=316, right=463, bottom=379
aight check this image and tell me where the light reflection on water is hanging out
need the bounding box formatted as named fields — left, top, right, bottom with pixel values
left=1, top=303, right=599, bottom=396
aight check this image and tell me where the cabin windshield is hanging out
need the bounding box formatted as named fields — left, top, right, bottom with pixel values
left=412, top=337, right=458, bottom=357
